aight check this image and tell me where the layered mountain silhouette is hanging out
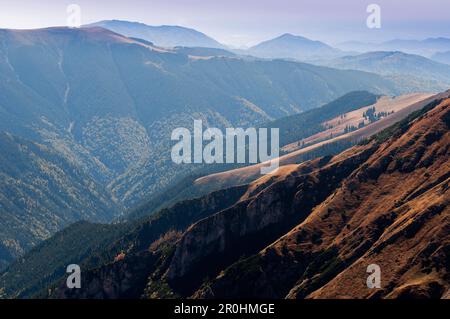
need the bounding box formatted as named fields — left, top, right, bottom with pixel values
left=0, top=26, right=404, bottom=269
left=381, top=38, right=450, bottom=57
left=0, top=21, right=449, bottom=300
left=242, top=35, right=450, bottom=93
left=337, top=38, right=450, bottom=58
left=0, top=27, right=399, bottom=205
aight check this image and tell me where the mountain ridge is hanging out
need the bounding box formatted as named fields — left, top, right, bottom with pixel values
left=158, top=95, right=450, bottom=299
left=192, top=97, right=450, bottom=299
left=3, top=90, right=447, bottom=299
left=336, top=37, right=450, bottom=57
left=85, top=20, right=225, bottom=48
left=323, top=51, right=450, bottom=92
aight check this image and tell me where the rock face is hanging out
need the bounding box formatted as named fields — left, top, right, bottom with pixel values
left=166, top=146, right=375, bottom=290
left=53, top=251, right=158, bottom=299
left=40, top=185, right=248, bottom=299
left=189, top=98, right=450, bottom=299
left=145, top=97, right=448, bottom=299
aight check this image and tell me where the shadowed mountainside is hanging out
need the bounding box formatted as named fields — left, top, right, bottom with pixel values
left=191, top=97, right=450, bottom=299
left=0, top=132, right=118, bottom=270
left=25, top=92, right=449, bottom=300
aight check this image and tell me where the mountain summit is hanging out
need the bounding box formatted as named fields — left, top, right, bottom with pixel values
left=248, top=33, right=342, bottom=60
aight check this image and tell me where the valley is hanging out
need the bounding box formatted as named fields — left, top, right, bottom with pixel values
left=0, top=26, right=408, bottom=268
left=1, top=90, right=448, bottom=299
left=0, top=12, right=449, bottom=302
left=9, top=91, right=446, bottom=300
left=194, top=92, right=439, bottom=193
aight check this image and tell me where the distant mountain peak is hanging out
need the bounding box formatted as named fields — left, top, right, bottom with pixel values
left=278, top=33, right=309, bottom=40
left=278, top=33, right=296, bottom=38
left=248, top=33, right=341, bottom=60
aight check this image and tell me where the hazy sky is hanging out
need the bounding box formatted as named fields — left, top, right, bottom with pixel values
left=1, top=0, right=449, bottom=47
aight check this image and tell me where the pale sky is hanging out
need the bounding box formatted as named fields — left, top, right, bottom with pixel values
left=1, top=0, right=449, bottom=47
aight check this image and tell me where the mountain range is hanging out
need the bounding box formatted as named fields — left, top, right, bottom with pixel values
left=85, top=20, right=450, bottom=92
left=0, top=19, right=449, bottom=300
left=1, top=90, right=448, bottom=299
left=0, top=26, right=404, bottom=268
left=337, top=38, right=450, bottom=58
left=60, top=93, right=450, bottom=299
left=86, top=21, right=450, bottom=65
left=0, top=27, right=399, bottom=204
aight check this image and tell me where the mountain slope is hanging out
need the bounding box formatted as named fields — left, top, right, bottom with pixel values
left=0, top=184, right=247, bottom=298
left=0, top=132, right=118, bottom=270
left=0, top=26, right=402, bottom=271
left=173, top=46, right=236, bottom=58
left=0, top=221, right=129, bottom=299
left=85, top=20, right=224, bottom=48
left=324, top=51, right=450, bottom=92
left=193, top=92, right=437, bottom=194
left=126, top=92, right=431, bottom=223
left=25, top=91, right=449, bottom=300
left=117, top=91, right=379, bottom=218
left=191, top=97, right=450, bottom=299
left=0, top=27, right=399, bottom=209
left=432, top=51, right=450, bottom=65
left=336, top=38, right=450, bottom=58
left=248, top=33, right=342, bottom=61
left=266, top=91, right=379, bottom=147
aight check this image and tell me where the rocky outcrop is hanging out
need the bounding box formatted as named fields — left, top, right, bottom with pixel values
left=44, top=184, right=247, bottom=299
left=164, top=145, right=377, bottom=294
left=53, top=252, right=158, bottom=299
left=191, top=98, right=450, bottom=299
